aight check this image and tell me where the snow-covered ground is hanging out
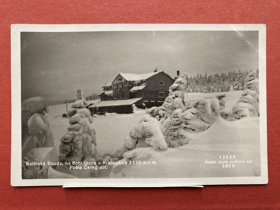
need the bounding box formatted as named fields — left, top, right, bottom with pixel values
left=46, top=91, right=260, bottom=178
left=47, top=102, right=146, bottom=156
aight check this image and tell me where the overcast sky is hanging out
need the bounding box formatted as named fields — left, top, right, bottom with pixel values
left=21, top=30, right=259, bottom=105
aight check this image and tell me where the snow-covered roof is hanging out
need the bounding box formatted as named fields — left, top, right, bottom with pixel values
left=104, top=90, right=113, bottom=95
left=129, top=85, right=146, bottom=92
left=102, top=83, right=112, bottom=87
left=98, top=91, right=113, bottom=96
left=89, top=98, right=142, bottom=108
left=120, top=71, right=162, bottom=81
left=86, top=99, right=100, bottom=104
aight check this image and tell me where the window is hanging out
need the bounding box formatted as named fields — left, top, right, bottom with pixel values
left=158, top=92, right=165, bottom=98
left=138, top=92, right=143, bottom=97
left=159, top=81, right=164, bottom=86
left=125, top=92, right=129, bottom=99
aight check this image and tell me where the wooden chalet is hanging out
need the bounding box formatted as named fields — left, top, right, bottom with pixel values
left=91, top=70, right=174, bottom=114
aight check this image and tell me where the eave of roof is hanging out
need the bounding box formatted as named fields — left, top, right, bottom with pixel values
left=129, top=85, right=146, bottom=92
left=89, top=98, right=143, bottom=108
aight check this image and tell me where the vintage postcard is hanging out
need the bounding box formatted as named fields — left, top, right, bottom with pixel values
left=11, top=24, right=267, bottom=187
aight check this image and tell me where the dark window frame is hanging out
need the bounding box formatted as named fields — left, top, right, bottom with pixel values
left=158, top=92, right=165, bottom=98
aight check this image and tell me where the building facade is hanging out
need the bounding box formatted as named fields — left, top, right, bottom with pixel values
left=104, top=71, right=174, bottom=107
left=92, top=71, right=174, bottom=114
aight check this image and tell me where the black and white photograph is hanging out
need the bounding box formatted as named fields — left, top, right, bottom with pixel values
left=11, top=24, right=267, bottom=187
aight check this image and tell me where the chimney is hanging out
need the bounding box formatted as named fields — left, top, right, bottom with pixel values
left=154, top=68, right=157, bottom=72
left=177, top=70, right=180, bottom=76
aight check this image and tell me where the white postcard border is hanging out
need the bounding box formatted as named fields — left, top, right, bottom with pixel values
left=11, top=24, right=268, bottom=187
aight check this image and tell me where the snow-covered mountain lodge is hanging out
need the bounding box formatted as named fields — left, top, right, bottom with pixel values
left=91, top=70, right=174, bottom=113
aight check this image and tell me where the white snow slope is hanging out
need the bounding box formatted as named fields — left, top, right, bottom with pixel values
left=47, top=91, right=260, bottom=178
